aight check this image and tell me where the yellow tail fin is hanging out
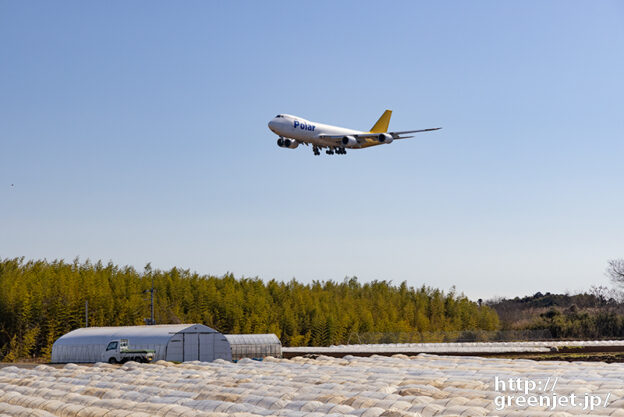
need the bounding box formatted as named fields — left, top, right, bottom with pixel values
left=369, top=110, right=392, bottom=133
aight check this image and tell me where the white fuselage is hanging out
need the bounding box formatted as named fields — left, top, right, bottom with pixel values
left=268, top=114, right=364, bottom=148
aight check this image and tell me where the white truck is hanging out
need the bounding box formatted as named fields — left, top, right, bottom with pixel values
left=102, top=339, right=155, bottom=364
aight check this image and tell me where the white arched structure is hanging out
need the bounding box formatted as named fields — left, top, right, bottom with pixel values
left=224, top=334, right=282, bottom=361
left=51, top=324, right=232, bottom=363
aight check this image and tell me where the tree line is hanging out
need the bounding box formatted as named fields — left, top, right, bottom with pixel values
left=0, top=257, right=499, bottom=361
left=486, top=259, right=624, bottom=339
left=488, top=289, right=624, bottom=339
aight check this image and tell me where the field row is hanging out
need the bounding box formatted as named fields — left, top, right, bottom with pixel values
left=1, top=354, right=623, bottom=416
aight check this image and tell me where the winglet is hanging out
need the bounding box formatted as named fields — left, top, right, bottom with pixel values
left=369, top=110, right=392, bottom=133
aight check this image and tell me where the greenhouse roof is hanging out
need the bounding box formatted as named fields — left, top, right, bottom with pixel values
left=225, top=334, right=281, bottom=346
left=53, top=324, right=220, bottom=346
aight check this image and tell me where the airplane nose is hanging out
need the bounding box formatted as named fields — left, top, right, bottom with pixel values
left=268, top=119, right=276, bottom=131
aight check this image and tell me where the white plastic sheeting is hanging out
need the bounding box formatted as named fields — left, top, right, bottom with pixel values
left=283, top=339, right=624, bottom=355
left=51, top=324, right=232, bottom=363
left=1, top=354, right=623, bottom=416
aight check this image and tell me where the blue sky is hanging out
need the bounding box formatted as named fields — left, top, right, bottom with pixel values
left=1, top=1, right=623, bottom=299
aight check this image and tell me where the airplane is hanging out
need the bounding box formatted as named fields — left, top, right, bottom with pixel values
left=268, top=110, right=441, bottom=156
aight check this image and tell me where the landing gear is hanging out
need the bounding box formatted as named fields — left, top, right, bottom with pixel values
left=313, top=146, right=347, bottom=156
left=329, top=147, right=346, bottom=155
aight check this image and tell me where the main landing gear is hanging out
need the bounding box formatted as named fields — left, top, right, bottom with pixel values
left=313, top=146, right=346, bottom=156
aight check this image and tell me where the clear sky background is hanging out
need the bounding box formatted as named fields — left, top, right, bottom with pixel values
left=1, top=1, right=623, bottom=300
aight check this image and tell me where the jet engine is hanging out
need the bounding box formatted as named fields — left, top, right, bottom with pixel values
left=341, top=136, right=358, bottom=147
left=277, top=138, right=299, bottom=149
left=377, top=133, right=393, bottom=144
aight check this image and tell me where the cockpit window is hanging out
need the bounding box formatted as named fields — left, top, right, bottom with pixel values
left=275, top=114, right=284, bottom=118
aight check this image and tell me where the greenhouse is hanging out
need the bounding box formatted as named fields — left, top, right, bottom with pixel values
left=51, top=324, right=232, bottom=363
left=224, top=333, right=282, bottom=360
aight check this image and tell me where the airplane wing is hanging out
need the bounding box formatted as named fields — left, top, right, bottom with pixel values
left=389, top=128, right=442, bottom=139
left=319, top=127, right=441, bottom=143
